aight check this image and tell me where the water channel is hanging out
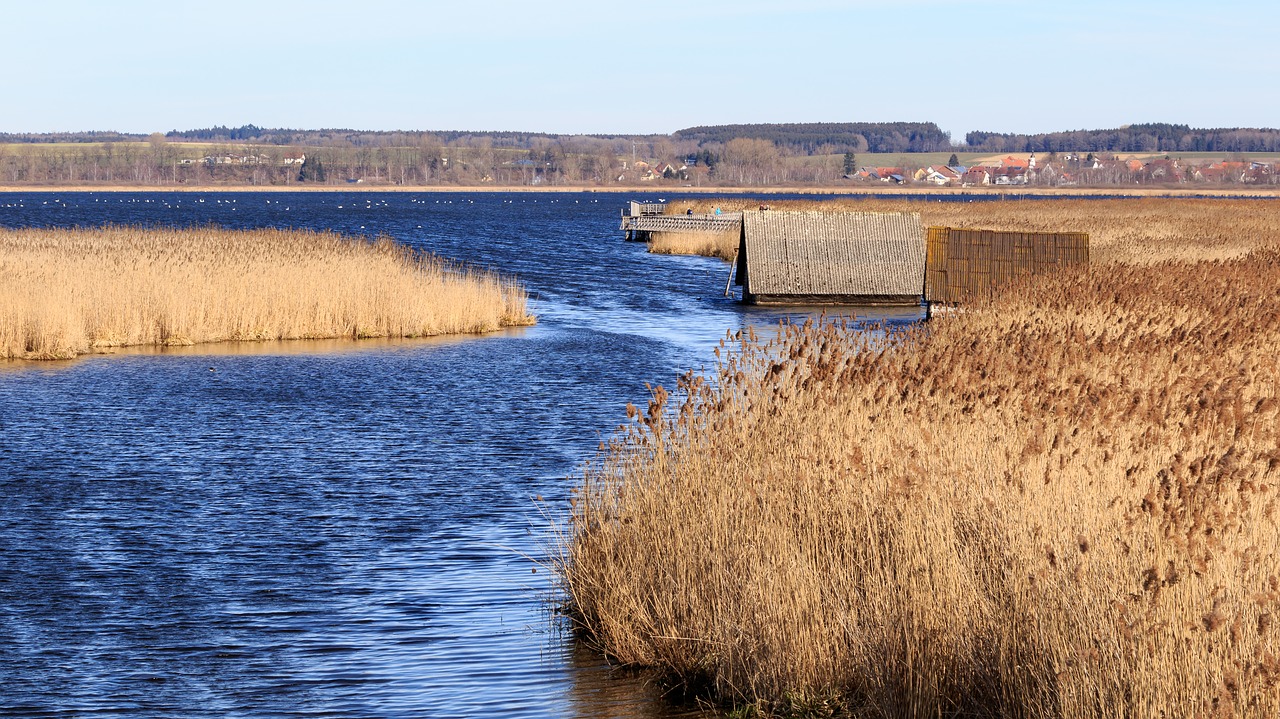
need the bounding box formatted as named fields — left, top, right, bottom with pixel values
left=0, top=191, right=924, bottom=718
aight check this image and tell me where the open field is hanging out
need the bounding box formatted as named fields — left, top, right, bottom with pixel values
left=0, top=142, right=156, bottom=152
left=0, top=226, right=532, bottom=360
left=965, top=151, right=1280, bottom=166
left=562, top=201, right=1280, bottom=715
left=810, top=151, right=990, bottom=168
left=1112, top=151, right=1280, bottom=163
left=815, top=150, right=1280, bottom=169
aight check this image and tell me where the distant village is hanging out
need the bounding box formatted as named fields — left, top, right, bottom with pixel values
left=196, top=152, right=306, bottom=166
left=602, top=151, right=1280, bottom=188
left=846, top=153, right=1279, bottom=187
left=194, top=151, right=1279, bottom=187
left=5, top=122, right=1280, bottom=188
left=3, top=139, right=1276, bottom=188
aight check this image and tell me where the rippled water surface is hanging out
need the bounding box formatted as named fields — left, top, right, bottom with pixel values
left=0, top=191, right=923, bottom=717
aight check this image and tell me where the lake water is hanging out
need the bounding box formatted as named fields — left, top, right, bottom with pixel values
left=0, top=191, right=923, bottom=718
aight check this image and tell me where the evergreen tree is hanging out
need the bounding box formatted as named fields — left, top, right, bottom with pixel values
left=948, top=153, right=960, bottom=167
left=843, top=151, right=857, bottom=174
left=298, top=155, right=326, bottom=182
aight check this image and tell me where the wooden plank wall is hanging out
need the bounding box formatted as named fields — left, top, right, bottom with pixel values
left=925, top=227, right=1089, bottom=304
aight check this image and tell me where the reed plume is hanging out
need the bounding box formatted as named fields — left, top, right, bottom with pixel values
left=565, top=201, right=1280, bottom=716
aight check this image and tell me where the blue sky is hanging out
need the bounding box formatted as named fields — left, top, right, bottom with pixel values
left=2, top=0, right=1274, bottom=143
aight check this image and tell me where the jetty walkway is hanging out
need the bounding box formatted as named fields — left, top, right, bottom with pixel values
left=619, top=202, right=742, bottom=241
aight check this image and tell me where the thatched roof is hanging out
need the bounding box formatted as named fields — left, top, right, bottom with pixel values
left=737, top=210, right=924, bottom=302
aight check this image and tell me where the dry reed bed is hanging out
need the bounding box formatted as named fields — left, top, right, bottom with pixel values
left=664, top=198, right=1280, bottom=265
left=647, top=229, right=741, bottom=261
left=565, top=205, right=1280, bottom=716
left=0, top=226, right=533, bottom=360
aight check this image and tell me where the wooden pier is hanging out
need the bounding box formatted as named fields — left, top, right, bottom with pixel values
left=620, top=202, right=742, bottom=241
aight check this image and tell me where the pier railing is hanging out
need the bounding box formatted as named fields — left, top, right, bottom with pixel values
left=622, top=201, right=669, bottom=218
left=620, top=212, right=743, bottom=235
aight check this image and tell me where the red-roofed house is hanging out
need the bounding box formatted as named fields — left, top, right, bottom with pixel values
left=915, top=165, right=961, bottom=185
left=994, top=166, right=1028, bottom=185
left=1143, top=159, right=1185, bottom=183
left=1194, top=165, right=1225, bottom=182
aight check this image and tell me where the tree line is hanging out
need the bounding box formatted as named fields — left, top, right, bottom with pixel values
left=0, top=138, right=844, bottom=187
left=163, top=125, right=661, bottom=149
left=0, top=130, right=143, bottom=144
left=164, top=123, right=957, bottom=154
left=965, top=123, right=1280, bottom=153
left=672, top=122, right=953, bottom=154
left=9, top=122, right=1280, bottom=155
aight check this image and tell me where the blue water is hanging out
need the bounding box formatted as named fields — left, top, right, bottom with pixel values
left=0, top=191, right=924, bottom=718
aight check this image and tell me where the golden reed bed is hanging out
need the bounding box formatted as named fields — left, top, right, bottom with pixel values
left=647, top=229, right=741, bottom=261
left=564, top=199, right=1280, bottom=716
left=0, top=226, right=532, bottom=360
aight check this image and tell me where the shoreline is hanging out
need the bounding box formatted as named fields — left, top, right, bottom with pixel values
left=1, top=184, right=1279, bottom=197
left=0, top=327, right=532, bottom=371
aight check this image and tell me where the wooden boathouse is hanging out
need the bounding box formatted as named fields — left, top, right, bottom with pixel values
left=924, top=227, right=1090, bottom=305
left=733, top=210, right=925, bottom=305
left=618, top=201, right=1089, bottom=307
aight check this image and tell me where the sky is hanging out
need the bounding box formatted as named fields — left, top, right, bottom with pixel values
left=1, top=0, right=1275, bottom=143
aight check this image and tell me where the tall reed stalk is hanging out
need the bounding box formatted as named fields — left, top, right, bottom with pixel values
left=565, top=203, right=1280, bottom=716
left=0, top=226, right=533, bottom=360
left=647, top=230, right=740, bottom=260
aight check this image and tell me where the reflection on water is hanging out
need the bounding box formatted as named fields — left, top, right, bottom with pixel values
left=0, top=191, right=923, bottom=717
left=561, top=643, right=711, bottom=719
left=104, top=328, right=530, bottom=359
left=0, top=331, right=535, bottom=375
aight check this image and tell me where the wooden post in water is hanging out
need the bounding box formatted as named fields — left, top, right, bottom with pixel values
left=723, top=248, right=738, bottom=297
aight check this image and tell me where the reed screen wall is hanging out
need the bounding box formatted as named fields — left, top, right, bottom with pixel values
left=922, top=227, right=1088, bottom=304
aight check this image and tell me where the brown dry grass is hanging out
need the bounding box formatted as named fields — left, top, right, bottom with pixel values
left=0, top=226, right=532, bottom=360
left=562, top=201, right=1280, bottom=716
left=647, top=230, right=740, bottom=261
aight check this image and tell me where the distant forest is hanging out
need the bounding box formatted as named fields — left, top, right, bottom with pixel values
left=7, top=122, right=1280, bottom=155
left=673, top=123, right=953, bottom=154
left=167, top=122, right=954, bottom=153
left=161, top=125, right=658, bottom=148
left=964, top=123, right=1280, bottom=153
left=0, top=131, right=144, bottom=144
